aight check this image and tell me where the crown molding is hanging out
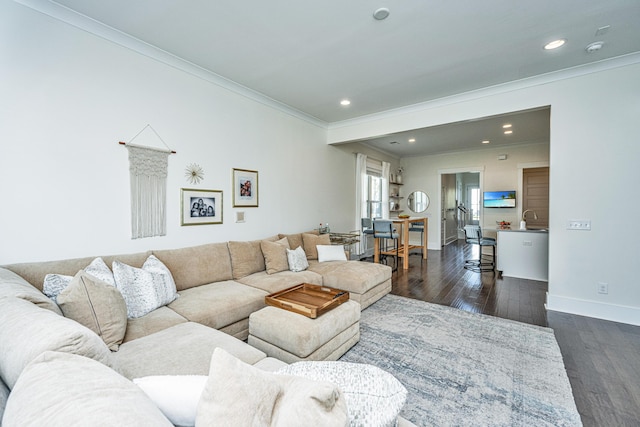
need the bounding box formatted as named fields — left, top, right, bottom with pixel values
left=14, top=0, right=328, bottom=129
left=329, top=52, right=640, bottom=131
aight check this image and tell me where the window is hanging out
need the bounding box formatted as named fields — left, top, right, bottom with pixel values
left=367, top=174, right=383, bottom=219
left=469, top=187, right=480, bottom=222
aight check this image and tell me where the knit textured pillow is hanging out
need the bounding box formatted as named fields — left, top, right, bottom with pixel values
left=113, top=255, right=178, bottom=319
left=286, top=246, right=309, bottom=272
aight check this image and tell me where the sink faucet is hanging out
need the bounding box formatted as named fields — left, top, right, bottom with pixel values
left=522, top=209, right=538, bottom=221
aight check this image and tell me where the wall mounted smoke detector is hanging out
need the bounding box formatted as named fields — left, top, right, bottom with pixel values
left=586, top=41, right=604, bottom=53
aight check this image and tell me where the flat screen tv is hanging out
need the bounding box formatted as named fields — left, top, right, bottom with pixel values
left=483, top=191, right=516, bottom=208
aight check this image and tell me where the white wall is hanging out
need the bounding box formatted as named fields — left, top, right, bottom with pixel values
left=0, top=1, right=355, bottom=264
left=400, top=143, right=549, bottom=247
left=328, top=59, right=640, bottom=325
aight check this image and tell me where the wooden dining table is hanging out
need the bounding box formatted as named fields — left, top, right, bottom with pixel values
left=374, top=217, right=428, bottom=270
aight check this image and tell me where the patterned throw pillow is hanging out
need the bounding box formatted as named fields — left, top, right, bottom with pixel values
left=43, top=257, right=116, bottom=303
left=113, top=255, right=178, bottom=319
left=286, top=246, right=309, bottom=272
left=84, top=257, right=116, bottom=286
left=43, top=274, right=73, bottom=303
left=277, top=361, right=407, bottom=427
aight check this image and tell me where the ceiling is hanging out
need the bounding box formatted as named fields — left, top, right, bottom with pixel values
left=42, top=0, right=640, bottom=156
left=359, top=107, right=551, bottom=158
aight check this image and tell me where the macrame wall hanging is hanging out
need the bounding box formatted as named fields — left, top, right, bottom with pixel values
left=119, top=125, right=176, bottom=239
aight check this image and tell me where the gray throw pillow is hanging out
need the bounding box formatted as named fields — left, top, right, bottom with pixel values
left=57, top=270, right=128, bottom=351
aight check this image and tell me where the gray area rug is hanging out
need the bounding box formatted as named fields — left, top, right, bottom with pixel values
left=339, top=295, right=582, bottom=427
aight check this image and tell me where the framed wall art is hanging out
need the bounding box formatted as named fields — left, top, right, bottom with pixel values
left=181, top=188, right=223, bottom=225
left=232, top=168, right=258, bottom=207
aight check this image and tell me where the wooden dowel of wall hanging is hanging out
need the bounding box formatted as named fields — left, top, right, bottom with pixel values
left=118, top=141, right=176, bottom=154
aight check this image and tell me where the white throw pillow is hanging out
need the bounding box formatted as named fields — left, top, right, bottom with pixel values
left=277, top=361, right=407, bottom=427
left=286, top=246, right=310, bottom=272
left=133, top=375, right=208, bottom=427
left=317, top=245, right=348, bottom=262
left=113, top=255, right=178, bottom=319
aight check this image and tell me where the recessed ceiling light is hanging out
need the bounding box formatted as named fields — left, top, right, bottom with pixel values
left=482, top=140, right=490, bottom=144
left=373, top=8, right=390, bottom=20
left=408, top=138, right=416, bottom=143
left=544, top=39, right=566, bottom=50
left=504, top=130, right=513, bottom=135
left=502, top=124, right=512, bottom=129
left=340, top=99, right=351, bottom=106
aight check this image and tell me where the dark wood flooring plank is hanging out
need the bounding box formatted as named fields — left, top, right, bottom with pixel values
left=388, top=239, right=640, bottom=426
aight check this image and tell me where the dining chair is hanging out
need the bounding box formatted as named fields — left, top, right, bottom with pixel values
left=463, top=225, right=496, bottom=272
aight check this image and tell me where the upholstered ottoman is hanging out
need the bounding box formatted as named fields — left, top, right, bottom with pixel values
left=248, top=300, right=360, bottom=363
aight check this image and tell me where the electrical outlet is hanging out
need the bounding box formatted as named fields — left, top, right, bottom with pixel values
left=567, top=220, right=591, bottom=230
left=597, top=282, right=608, bottom=295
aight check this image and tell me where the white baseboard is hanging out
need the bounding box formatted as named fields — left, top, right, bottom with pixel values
left=546, top=293, right=640, bottom=326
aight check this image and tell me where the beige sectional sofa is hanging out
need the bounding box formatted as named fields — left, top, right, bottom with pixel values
left=0, top=231, right=398, bottom=425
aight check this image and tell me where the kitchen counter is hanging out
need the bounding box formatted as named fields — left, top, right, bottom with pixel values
left=496, top=229, right=548, bottom=281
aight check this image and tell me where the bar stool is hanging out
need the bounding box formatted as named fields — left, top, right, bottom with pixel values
left=463, top=225, right=496, bottom=272
left=360, top=218, right=375, bottom=258
left=373, top=219, right=399, bottom=272
left=408, top=221, right=424, bottom=256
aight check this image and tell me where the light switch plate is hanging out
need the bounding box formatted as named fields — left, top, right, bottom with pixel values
left=567, top=220, right=591, bottom=230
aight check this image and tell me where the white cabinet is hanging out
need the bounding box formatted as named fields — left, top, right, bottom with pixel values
left=497, top=230, right=549, bottom=281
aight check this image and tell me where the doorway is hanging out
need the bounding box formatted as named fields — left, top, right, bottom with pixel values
left=440, top=171, right=481, bottom=246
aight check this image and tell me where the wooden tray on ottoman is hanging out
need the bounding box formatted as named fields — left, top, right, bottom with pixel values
left=265, top=283, right=349, bottom=318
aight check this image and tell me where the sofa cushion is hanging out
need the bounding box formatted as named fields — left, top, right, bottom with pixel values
left=113, top=322, right=267, bottom=379
left=0, top=376, right=8, bottom=422
left=238, top=270, right=323, bottom=294
left=123, top=306, right=188, bottom=343
left=302, top=233, right=331, bottom=260
left=261, top=238, right=291, bottom=275
left=0, top=267, right=62, bottom=315
left=57, top=270, right=128, bottom=351
left=279, top=230, right=318, bottom=252
left=196, top=348, right=349, bottom=427
left=2, top=251, right=150, bottom=291
left=2, top=351, right=172, bottom=427
left=167, top=280, right=267, bottom=330
left=228, top=239, right=268, bottom=279
left=113, top=255, right=178, bottom=318
left=308, top=260, right=392, bottom=295
left=0, top=297, right=113, bottom=388
left=153, top=242, right=233, bottom=291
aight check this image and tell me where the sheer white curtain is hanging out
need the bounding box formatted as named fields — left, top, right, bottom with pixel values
left=382, top=161, right=390, bottom=219
left=355, top=153, right=368, bottom=254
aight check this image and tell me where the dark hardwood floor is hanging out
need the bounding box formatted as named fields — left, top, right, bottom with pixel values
left=383, top=240, right=640, bottom=427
